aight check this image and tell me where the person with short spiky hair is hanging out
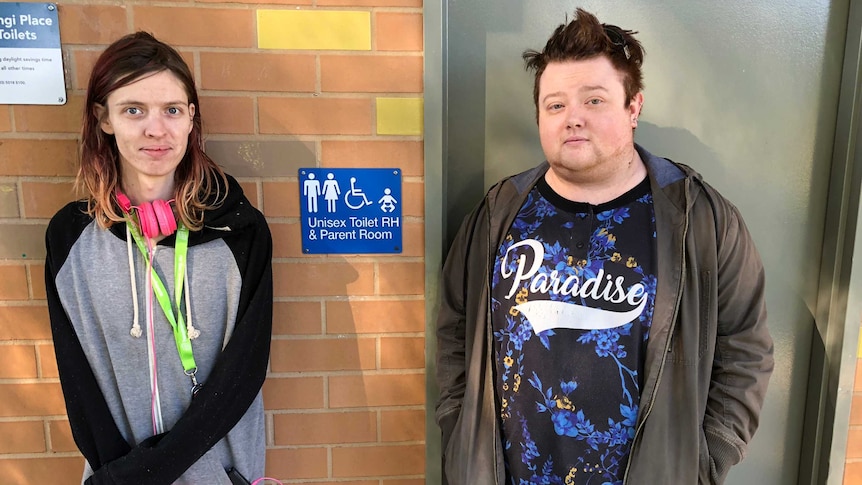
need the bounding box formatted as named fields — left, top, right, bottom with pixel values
left=435, top=9, right=773, bottom=484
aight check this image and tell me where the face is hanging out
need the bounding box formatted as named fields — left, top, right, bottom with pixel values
left=537, top=57, right=643, bottom=183
left=99, top=70, right=195, bottom=191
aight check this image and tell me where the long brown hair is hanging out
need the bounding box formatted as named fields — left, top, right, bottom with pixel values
left=77, top=31, right=226, bottom=230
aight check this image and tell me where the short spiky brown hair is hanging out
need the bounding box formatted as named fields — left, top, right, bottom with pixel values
left=523, top=8, right=645, bottom=119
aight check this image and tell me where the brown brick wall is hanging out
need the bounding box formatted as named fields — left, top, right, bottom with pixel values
left=0, top=1, right=425, bottom=483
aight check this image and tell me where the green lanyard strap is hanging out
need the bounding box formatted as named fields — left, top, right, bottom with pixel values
left=126, top=217, right=197, bottom=375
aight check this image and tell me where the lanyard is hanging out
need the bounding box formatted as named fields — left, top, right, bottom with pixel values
left=125, top=217, right=198, bottom=378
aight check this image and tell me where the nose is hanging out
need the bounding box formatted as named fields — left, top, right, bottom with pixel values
left=143, top=113, right=167, bottom=138
left=566, top=106, right=584, bottom=129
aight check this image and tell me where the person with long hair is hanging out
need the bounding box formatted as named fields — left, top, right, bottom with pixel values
left=45, top=32, right=273, bottom=484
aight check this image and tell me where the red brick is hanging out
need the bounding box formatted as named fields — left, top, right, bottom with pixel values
left=0, top=106, right=11, bottom=131
left=0, top=140, right=77, bottom=176
left=273, top=411, right=376, bottom=445
left=853, top=395, right=862, bottom=426
left=332, top=444, right=425, bottom=477
left=321, top=56, right=423, bottom=93
left=0, top=383, right=67, bottom=417
left=376, top=13, right=423, bottom=52
left=49, top=420, right=77, bottom=452
left=380, top=337, right=424, bottom=369
left=327, top=300, right=424, bottom=334
left=199, top=96, right=255, bottom=135
left=259, top=97, right=373, bottom=135
left=850, top=427, right=862, bottom=459
left=0, top=421, right=46, bottom=453
left=271, top=338, right=376, bottom=372
left=270, top=222, right=307, bottom=259
left=378, top=262, right=424, bottom=295
left=265, top=447, right=327, bottom=480
left=263, top=377, right=324, bottom=410
left=262, top=181, right=299, bottom=218
left=402, top=181, right=424, bottom=217
left=329, top=373, right=424, bottom=408
left=38, top=344, right=58, bottom=379
left=273, top=262, right=375, bottom=297
left=0, top=345, right=38, bottom=378
left=134, top=7, right=255, bottom=47
left=14, top=96, right=85, bottom=133
left=198, top=0, right=312, bottom=4
left=402, top=222, right=425, bottom=257
left=0, top=457, right=83, bottom=484
left=21, top=181, right=80, bottom=218
left=846, top=460, right=862, bottom=484
left=58, top=5, right=127, bottom=44
left=383, top=480, right=425, bottom=485
left=381, top=409, right=425, bottom=442
left=273, top=301, right=321, bottom=335
left=319, top=0, right=421, bottom=5
left=321, top=140, right=424, bottom=177
left=0, top=306, right=51, bottom=340
left=857, top=360, right=862, bottom=391
left=30, top=263, right=47, bottom=299
left=200, top=52, right=315, bottom=92
left=72, top=49, right=102, bottom=90
left=0, top=265, right=29, bottom=300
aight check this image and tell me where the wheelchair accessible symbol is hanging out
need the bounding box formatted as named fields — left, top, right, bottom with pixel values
left=345, top=177, right=373, bottom=209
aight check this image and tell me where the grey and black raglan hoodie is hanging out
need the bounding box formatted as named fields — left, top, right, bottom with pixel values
left=45, top=174, right=273, bottom=485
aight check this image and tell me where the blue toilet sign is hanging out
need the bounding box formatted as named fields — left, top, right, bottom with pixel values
left=299, top=168, right=402, bottom=254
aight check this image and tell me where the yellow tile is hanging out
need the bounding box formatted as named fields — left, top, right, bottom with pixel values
left=376, top=98, right=423, bottom=136
left=258, top=10, right=371, bottom=51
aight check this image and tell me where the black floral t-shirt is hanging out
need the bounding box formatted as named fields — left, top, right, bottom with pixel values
left=492, top=175, right=656, bottom=485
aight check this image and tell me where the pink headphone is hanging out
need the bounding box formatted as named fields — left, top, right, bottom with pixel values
left=116, top=192, right=178, bottom=239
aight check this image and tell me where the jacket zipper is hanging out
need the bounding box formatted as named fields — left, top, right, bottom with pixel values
left=622, top=179, right=691, bottom=484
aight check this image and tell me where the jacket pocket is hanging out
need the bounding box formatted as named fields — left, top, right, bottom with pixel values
left=669, top=270, right=712, bottom=365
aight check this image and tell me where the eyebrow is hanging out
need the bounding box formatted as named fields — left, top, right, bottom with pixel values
left=541, top=85, right=609, bottom=104
left=112, top=99, right=189, bottom=107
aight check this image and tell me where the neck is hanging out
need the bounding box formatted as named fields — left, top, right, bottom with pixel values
left=545, top=147, right=647, bottom=204
left=122, top=174, right=176, bottom=205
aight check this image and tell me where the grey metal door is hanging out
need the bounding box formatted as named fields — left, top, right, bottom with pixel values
left=438, top=1, right=850, bottom=483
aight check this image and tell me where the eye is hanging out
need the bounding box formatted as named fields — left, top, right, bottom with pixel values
left=167, top=106, right=182, bottom=115
left=124, top=107, right=142, bottom=115
left=587, top=98, right=603, bottom=106
left=547, top=102, right=564, bottom=111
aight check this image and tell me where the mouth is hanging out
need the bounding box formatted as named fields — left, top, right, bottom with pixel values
left=564, top=136, right=587, bottom=145
left=140, top=146, right=172, bottom=156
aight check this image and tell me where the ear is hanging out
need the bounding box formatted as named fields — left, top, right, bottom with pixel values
left=187, top=103, right=196, bottom=135
left=629, top=92, right=644, bottom=127
left=95, top=104, right=114, bottom=135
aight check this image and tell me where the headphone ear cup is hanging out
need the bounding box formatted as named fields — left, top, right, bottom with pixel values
left=152, top=199, right=177, bottom=237
left=137, top=202, right=159, bottom=239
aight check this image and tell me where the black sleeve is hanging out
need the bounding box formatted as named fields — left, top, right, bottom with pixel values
left=46, top=203, right=135, bottom=471
left=84, top=211, right=273, bottom=485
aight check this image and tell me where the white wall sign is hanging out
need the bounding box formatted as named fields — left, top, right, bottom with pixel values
left=0, top=2, right=66, bottom=105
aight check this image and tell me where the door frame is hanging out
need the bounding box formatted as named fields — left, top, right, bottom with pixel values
left=800, top=1, right=862, bottom=483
